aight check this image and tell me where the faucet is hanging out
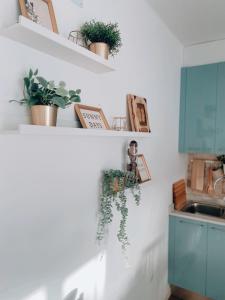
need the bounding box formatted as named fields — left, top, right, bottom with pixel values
left=214, top=175, right=225, bottom=205
left=214, top=175, right=225, bottom=191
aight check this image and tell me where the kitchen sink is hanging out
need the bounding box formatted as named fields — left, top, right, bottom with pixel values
left=182, top=202, right=225, bottom=219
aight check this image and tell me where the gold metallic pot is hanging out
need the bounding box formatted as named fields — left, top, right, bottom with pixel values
left=89, top=42, right=109, bottom=60
left=31, top=105, right=58, bottom=126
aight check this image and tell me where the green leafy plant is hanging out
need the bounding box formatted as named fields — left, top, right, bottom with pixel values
left=97, top=169, right=141, bottom=251
left=217, top=155, right=225, bottom=171
left=80, top=20, right=122, bottom=56
left=217, top=155, right=225, bottom=165
left=10, top=69, right=81, bottom=109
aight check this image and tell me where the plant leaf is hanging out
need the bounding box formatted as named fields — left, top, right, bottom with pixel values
left=52, top=96, right=66, bottom=108
left=59, top=81, right=66, bottom=88
left=37, top=76, right=48, bottom=88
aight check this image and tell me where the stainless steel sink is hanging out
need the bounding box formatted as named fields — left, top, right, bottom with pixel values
left=182, top=202, right=225, bottom=219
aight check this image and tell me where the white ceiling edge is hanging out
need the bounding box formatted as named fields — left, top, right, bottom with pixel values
left=147, top=0, right=225, bottom=47
left=183, top=39, right=225, bottom=67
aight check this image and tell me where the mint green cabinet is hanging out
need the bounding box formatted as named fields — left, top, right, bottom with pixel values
left=169, top=216, right=207, bottom=295
left=179, top=64, right=218, bottom=153
left=206, top=224, right=225, bottom=300
left=215, top=62, right=225, bottom=154
left=169, top=216, right=225, bottom=297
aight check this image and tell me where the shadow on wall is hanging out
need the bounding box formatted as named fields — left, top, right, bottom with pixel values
left=1, top=251, right=106, bottom=300
left=64, top=288, right=84, bottom=300
left=120, top=234, right=168, bottom=300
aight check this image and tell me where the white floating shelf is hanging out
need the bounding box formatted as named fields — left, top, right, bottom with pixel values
left=0, top=16, right=115, bottom=74
left=18, top=124, right=151, bottom=138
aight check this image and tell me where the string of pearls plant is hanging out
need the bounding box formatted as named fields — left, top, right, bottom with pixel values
left=97, top=169, right=141, bottom=251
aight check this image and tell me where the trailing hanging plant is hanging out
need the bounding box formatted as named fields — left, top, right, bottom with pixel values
left=97, top=169, right=141, bottom=251
left=10, top=69, right=81, bottom=108
left=80, top=20, right=122, bottom=56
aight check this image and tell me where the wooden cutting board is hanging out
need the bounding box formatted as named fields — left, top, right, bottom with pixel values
left=191, top=160, right=205, bottom=192
left=173, top=179, right=187, bottom=210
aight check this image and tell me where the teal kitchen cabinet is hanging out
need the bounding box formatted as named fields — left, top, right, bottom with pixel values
left=169, top=216, right=207, bottom=295
left=179, top=63, right=218, bottom=153
left=215, top=62, right=225, bottom=154
left=206, top=224, right=225, bottom=300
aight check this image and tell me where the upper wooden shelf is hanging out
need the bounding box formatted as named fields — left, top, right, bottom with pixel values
left=17, top=125, right=151, bottom=138
left=0, top=16, right=116, bottom=74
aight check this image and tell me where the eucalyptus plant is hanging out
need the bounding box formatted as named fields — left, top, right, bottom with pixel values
left=10, top=69, right=81, bottom=108
left=97, top=169, right=141, bottom=251
left=80, top=20, right=122, bottom=56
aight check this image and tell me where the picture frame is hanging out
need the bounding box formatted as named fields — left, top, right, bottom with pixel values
left=19, top=0, right=58, bottom=33
left=136, top=154, right=151, bottom=183
left=75, top=104, right=110, bottom=130
left=127, top=94, right=151, bottom=132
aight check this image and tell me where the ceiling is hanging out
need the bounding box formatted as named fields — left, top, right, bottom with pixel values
left=148, top=0, right=225, bottom=46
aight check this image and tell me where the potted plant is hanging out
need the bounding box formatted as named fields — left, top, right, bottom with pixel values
left=97, top=169, right=141, bottom=252
left=217, top=155, right=225, bottom=174
left=80, top=20, right=122, bottom=59
left=11, top=69, right=81, bottom=126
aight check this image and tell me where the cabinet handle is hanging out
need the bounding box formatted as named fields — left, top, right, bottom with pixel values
left=179, top=220, right=204, bottom=227
left=210, top=226, right=225, bottom=232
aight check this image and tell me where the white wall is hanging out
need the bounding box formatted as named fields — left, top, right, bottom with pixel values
left=0, top=1, right=186, bottom=300
left=183, top=39, right=225, bottom=66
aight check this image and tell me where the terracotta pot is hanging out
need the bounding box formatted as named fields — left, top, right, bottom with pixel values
left=89, top=42, right=109, bottom=60
left=31, top=105, right=58, bottom=126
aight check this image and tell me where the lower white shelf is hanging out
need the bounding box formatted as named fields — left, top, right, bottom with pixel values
left=18, top=124, right=151, bottom=138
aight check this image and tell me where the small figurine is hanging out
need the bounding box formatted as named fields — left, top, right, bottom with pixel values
left=127, top=140, right=138, bottom=174
left=25, top=0, right=39, bottom=23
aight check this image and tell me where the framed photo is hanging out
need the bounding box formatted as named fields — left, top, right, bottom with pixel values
left=127, top=94, right=151, bottom=132
left=136, top=154, right=151, bottom=183
left=75, top=104, right=110, bottom=130
left=19, top=0, right=58, bottom=33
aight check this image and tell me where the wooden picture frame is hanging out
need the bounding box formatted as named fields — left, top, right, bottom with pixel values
left=127, top=94, right=151, bottom=132
left=19, top=0, right=58, bottom=33
left=75, top=104, right=110, bottom=130
left=136, top=154, right=151, bottom=183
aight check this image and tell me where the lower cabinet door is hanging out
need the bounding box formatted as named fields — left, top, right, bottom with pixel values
left=174, top=218, right=207, bottom=296
left=206, top=224, right=225, bottom=300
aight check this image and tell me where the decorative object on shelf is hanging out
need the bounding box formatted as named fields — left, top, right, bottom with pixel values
left=111, top=117, right=127, bottom=131
left=75, top=104, right=110, bottom=129
left=68, top=30, right=86, bottom=47
left=136, top=154, right=151, bottom=183
left=19, top=0, right=58, bottom=33
left=127, top=94, right=151, bottom=132
left=80, top=20, right=122, bottom=59
left=127, top=140, right=138, bottom=175
left=217, top=155, right=225, bottom=173
left=10, top=69, right=81, bottom=126
left=97, top=169, right=141, bottom=251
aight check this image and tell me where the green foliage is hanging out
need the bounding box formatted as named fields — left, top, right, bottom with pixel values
left=97, top=169, right=141, bottom=252
left=217, top=155, right=225, bottom=164
left=80, top=20, right=122, bottom=56
left=10, top=69, right=81, bottom=109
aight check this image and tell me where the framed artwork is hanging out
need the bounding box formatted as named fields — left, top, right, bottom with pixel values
left=127, top=94, right=151, bottom=132
left=75, top=104, right=110, bottom=130
left=19, top=0, right=58, bottom=33
left=136, top=154, right=151, bottom=183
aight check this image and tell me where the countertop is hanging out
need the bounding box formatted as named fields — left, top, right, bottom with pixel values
left=169, top=204, right=225, bottom=226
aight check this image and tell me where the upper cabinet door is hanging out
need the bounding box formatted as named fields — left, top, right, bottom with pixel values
left=179, top=64, right=218, bottom=153
left=174, top=217, right=207, bottom=295
left=215, top=63, right=225, bottom=154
